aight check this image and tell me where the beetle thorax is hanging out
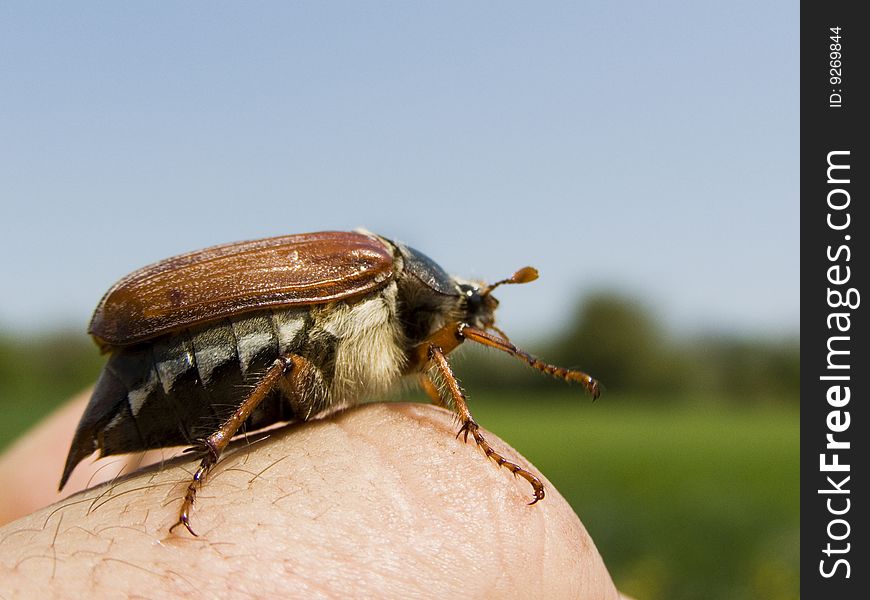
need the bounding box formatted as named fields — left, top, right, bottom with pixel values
left=309, top=282, right=406, bottom=406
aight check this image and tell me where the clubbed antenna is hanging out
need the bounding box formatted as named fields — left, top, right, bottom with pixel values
left=482, top=266, right=539, bottom=296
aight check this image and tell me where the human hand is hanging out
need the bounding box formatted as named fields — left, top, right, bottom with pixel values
left=0, top=393, right=622, bottom=598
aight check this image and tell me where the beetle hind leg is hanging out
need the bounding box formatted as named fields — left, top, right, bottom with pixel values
left=172, top=439, right=220, bottom=536
left=425, top=345, right=545, bottom=504
left=170, top=355, right=295, bottom=536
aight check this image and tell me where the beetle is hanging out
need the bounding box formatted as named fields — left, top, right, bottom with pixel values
left=59, top=230, right=600, bottom=535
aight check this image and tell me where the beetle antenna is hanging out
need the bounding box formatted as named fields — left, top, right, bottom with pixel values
left=482, top=266, right=539, bottom=296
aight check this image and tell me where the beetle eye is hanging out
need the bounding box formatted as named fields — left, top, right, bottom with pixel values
left=458, top=284, right=484, bottom=313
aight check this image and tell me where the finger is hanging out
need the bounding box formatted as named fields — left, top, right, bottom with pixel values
left=0, top=402, right=619, bottom=598
left=0, top=391, right=172, bottom=525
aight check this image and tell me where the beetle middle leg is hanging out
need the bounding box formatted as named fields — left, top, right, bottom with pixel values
left=418, top=373, right=448, bottom=409
left=171, top=355, right=297, bottom=536
left=425, top=344, right=545, bottom=505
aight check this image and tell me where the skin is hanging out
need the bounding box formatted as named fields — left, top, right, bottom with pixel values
left=0, top=392, right=623, bottom=598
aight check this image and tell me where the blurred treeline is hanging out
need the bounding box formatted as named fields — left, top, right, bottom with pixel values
left=455, top=291, right=799, bottom=404
left=0, top=290, right=799, bottom=449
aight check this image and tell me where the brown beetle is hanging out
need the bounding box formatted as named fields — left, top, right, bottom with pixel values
left=60, top=230, right=599, bottom=535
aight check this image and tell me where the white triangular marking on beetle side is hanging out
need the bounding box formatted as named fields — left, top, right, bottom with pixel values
left=128, top=369, right=159, bottom=416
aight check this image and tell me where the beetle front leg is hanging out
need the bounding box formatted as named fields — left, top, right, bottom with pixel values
left=458, top=324, right=601, bottom=399
left=426, top=343, right=545, bottom=505
left=170, top=355, right=295, bottom=536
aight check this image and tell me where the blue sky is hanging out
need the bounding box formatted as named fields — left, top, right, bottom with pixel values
left=0, top=2, right=798, bottom=339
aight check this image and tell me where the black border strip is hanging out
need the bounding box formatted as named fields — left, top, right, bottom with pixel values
left=801, top=3, right=867, bottom=596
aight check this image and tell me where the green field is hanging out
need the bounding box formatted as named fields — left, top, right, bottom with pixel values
left=0, top=333, right=105, bottom=451
left=470, top=394, right=800, bottom=600
left=0, top=375, right=799, bottom=600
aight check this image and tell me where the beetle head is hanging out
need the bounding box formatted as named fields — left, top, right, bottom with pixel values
left=458, top=266, right=539, bottom=332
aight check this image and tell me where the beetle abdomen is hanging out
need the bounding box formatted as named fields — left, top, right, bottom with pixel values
left=61, top=283, right=408, bottom=489
left=60, top=308, right=315, bottom=487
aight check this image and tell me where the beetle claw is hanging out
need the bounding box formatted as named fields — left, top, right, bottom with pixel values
left=169, top=514, right=198, bottom=537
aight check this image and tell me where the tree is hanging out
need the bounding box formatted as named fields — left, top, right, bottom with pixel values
left=553, top=292, right=673, bottom=394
